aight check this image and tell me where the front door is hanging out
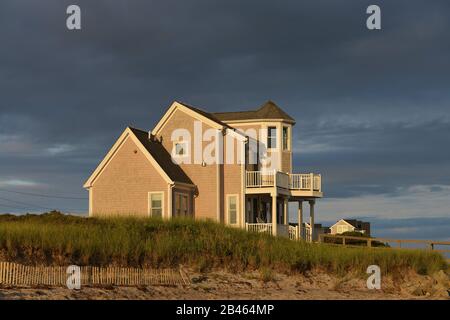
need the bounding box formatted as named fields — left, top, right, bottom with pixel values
left=174, top=193, right=190, bottom=217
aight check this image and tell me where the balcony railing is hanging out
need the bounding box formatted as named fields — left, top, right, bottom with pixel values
left=246, top=223, right=313, bottom=242
left=246, top=223, right=290, bottom=238
left=245, top=171, right=321, bottom=192
left=246, top=223, right=273, bottom=235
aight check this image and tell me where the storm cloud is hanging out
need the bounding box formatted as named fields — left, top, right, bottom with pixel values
left=0, top=1, right=449, bottom=238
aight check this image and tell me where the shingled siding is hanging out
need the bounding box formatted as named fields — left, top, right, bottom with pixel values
left=231, top=123, right=292, bottom=173
left=282, top=150, right=292, bottom=173
left=157, top=109, right=219, bottom=221
left=223, top=136, right=244, bottom=226
left=91, top=137, right=168, bottom=217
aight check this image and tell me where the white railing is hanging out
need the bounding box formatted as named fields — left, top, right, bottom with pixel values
left=276, top=171, right=289, bottom=189
left=246, top=171, right=321, bottom=192
left=245, top=171, right=275, bottom=188
left=246, top=223, right=314, bottom=242
left=245, top=223, right=273, bottom=235
left=289, top=225, right=298, bottom=240
left=289, top=173, right=321, bottom=191
left=303, top=226, right=312, bottom=242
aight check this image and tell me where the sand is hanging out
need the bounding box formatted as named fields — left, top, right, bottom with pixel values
left=0, top=268, right=448, bottom=300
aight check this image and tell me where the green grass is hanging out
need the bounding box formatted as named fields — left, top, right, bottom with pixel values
left=0, top=212, right=446, bottom=276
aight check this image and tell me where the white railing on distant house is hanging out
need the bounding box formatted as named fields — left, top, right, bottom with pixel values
left=245, top=223, right=273, bottom=235
left=245, top=171, right=321, bottom=192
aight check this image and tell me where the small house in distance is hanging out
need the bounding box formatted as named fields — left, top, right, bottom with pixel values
left=330, top=219, right=371, bottom=236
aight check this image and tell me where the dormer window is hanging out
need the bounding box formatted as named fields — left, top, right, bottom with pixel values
left=267, top=126, right=277, bottom=149
left=174, top=141, right=189, bottom=157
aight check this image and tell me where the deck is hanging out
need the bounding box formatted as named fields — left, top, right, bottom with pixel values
left=245, top=170, right=323, bottom=198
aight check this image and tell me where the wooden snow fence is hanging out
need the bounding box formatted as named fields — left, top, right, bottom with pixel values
left=0, top=262, right=190, bottom=287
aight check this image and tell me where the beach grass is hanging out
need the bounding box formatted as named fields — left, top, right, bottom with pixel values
left=0, top=212, right=446, bottom=276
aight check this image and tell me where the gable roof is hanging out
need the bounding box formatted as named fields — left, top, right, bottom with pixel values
left=151, top=101, right=247, bottom=141
left=84, top=127, right=193, bottom=188
left=213, top=101, right=295, bottom=124
left=179, top=102, right=232, bottom=129
left=330, top=219, right=357, bottom=229
left=129, top=127, right=194, bottom=185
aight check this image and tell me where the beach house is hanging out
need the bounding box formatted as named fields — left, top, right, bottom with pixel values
left=84, top=101, right=323, bottom=241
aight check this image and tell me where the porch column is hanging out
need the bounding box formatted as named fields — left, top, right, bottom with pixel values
left=283, top=198, right=288, bottom=225
left=298, top=201, right=303, bottom=240
left=272, top=194, right=277, bottom=236
left=309, top=200, right=315, bottom=242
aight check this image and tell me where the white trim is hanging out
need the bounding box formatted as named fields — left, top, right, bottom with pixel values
left=226, top=194, right=239, bottom=226
left=225, top=128, right=247, bottom=142
left=83, top=130, right=131, bottom=188
left=88, top=188, right=93, bottom=217
left=282, top=125, right=290, bottom=151
left=217, top=163, right=221, bottom=223
left=173, top=182, right=195, bottom=190
left=152, top=101, right=224, bottom=136
left=331, top=219, right=356, bottom=230
left=267, top=125, right=278, bottom=150
left=148, top=191, right=165, bottom=218
left=167, top=184, right=173, bottom=219
left=83, top=127, right=175, bottom=188
left=221, top=119, right=296, bottom=125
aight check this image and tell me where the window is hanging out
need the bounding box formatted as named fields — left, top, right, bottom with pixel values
left=337, top=225, right=350, bottom=234
left=227, top=195, right=238, bottom=225
left=267, top=126, right=277, bottom=149
left=149, top=192, right=164, bottom=217
left=282, top=126, right=289, bottom=150
left=174, top=142, right=188, bottom=157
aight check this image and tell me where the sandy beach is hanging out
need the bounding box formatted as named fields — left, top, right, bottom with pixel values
left=1, top=268, right=448, bottom=300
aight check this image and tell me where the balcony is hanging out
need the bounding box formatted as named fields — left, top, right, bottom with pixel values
left=245, top=170, right=322, bottom=197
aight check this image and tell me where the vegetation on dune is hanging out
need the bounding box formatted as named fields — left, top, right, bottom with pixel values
left=323, top=231, right=389, bottom=247
left=0, top=211, right=446, bottom=276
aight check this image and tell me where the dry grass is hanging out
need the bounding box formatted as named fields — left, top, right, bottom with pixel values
left=0, top=212, right=446, bottom=276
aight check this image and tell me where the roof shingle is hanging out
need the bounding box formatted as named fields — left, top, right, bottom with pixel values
left=213, top=101, right=295, bottom=123
left=129, top=127, right=194, bottom=185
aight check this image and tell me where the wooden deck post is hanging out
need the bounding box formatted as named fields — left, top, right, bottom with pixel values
left=298, top=201, right=303, bottom=240
left=283, top=198, right=288, bottom=225
left=309, top=200, right=315, bottom=242
left=272, top=194, right=277, bottom=236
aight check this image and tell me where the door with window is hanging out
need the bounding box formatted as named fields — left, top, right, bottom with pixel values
left=174, top=192, right=190, bottom=217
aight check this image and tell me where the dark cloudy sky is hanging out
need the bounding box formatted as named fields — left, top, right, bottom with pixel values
left=0, top=1, right=449, bottom=240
